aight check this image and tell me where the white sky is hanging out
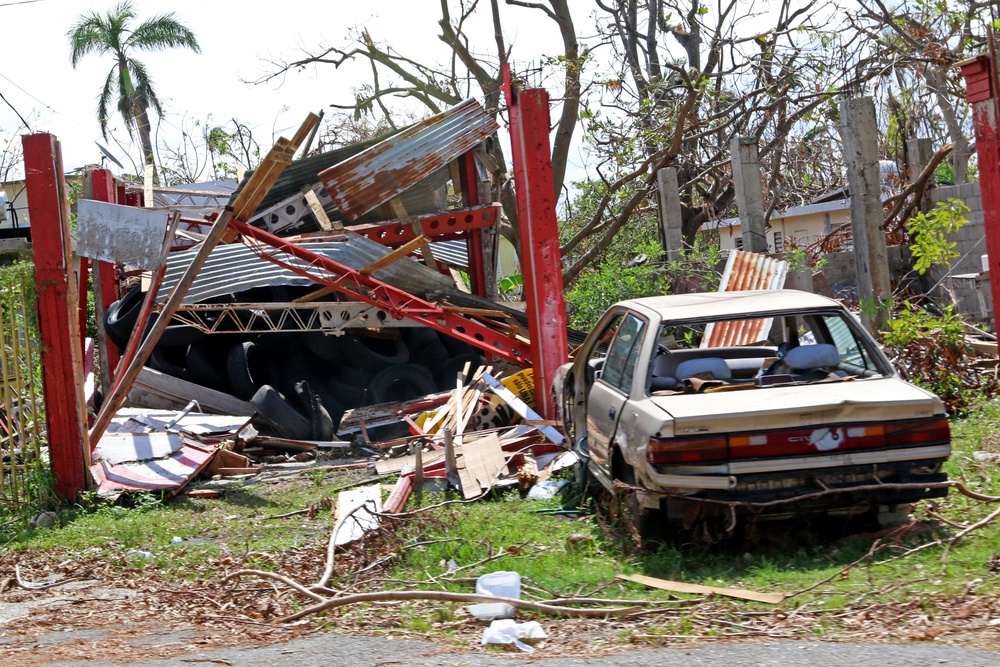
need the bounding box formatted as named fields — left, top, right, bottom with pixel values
left=0, top=0, right=570, bottom=180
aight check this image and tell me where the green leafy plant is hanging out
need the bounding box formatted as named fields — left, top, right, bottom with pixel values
left=908, top=198, right=969, bottom=275
left=881, top=301, right=991, bottom=412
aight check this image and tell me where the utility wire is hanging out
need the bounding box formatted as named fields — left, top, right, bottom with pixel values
left=0, top=88, right=30, bottom=131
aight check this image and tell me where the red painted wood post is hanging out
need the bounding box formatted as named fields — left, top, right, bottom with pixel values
left=88, top=170, right=122, bottom=382
left=23, top=133, right=90, bottom=499
left=960, top=55, right=1000, bottom=334
left=501, top=65, right=569, bottom=420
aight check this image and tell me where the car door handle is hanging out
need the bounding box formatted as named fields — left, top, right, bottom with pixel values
left=608, top=406, right=616, bottom=419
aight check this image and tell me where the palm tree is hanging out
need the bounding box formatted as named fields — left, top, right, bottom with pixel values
left=68, top=2, right=200, bottom=183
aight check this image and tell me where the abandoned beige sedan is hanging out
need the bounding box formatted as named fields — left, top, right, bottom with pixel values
left=554, top=290, right=951, bottom=540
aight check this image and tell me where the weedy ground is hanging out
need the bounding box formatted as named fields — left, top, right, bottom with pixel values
left=0, top=400, right=998, bottom=663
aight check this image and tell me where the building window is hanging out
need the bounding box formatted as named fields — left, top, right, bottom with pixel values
left=735, top=237, right=744, bottom=250
left=773, top=231, right=783, bottom=253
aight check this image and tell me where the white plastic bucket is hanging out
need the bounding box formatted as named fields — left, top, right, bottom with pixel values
left=476, top=571, right=521, bottom=599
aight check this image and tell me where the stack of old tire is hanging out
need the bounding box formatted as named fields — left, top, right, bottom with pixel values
left=104, top=285, right=486, bottom=441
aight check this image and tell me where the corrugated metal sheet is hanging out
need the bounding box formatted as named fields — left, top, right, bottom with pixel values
left=702, top=251, right=788, bottom=347
left=319, top=99, right=499, bottom=221
left=157, top=234, right=454, bottom=305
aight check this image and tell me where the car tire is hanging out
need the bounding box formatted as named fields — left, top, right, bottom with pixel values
left=434, top=352, right=485, bottom=391
left=437, top=332, right=476, bottom=357
left=339, top=333, right=409, bottom=371
left=148, top=345, right=194, bottom=382
left=104, top=284, right=144, bottom=349
left=612, top=459, right=664, bottom=552
left=250, top=384, right=313, bottom=440
left=369, top=363, right=437, bottom=404
left=228, top=341, right=270, bottom=400
left=303, top=331, right=347, bottom=364
left=410, top=341, right=449, bottom=373
left=293, top=380, right=334, bottom=441
left=186, top=340, right=234, bottom=393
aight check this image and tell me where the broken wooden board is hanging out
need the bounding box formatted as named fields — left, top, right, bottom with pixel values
left=339, top=391, right=452, bottom=434
left=376, top=449, right=446, bottom=475
left=129, top=367, right=255, bottom=416
left=617, top=573, right=786, bottom=604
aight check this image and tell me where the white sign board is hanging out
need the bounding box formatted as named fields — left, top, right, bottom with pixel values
left=76, top=199, right=167, bottom=269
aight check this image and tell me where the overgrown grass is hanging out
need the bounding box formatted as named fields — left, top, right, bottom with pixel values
left=2, top=401, right=998, bottom=645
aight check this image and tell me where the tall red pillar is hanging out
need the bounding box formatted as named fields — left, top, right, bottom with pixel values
left=960, top=55, right=1000, bottom=334
left=502, top=65, right=569, bottom=419
left=23, top=134, right=90, bottom=499
left=87, top=170, right=122, bottom=381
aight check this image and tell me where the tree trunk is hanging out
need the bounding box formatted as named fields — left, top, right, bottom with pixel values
left=134, top=102, right=158, bottom=186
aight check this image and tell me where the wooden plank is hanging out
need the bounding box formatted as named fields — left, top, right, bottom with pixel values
left=360, top=235, right=428, bottom=276
left=617, top=574, right=786, bottom=604
left=390, top=197, right=440, bottom=272
left=461, top=433, right=506, bottom=496
left=129, top=367, right=255, bottom=416
left=302, top=186, right=339, bottom=231
left=375, top=449, right=445, bottom=475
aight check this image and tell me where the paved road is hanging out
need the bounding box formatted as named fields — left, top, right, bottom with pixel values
left=38, top=633, right=1000, bottom=667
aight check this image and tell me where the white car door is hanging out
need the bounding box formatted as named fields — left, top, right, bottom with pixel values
left=585, top=312, right=647, bottom=471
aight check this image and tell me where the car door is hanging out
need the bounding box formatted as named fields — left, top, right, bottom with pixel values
left=586, top=312, right=647, bottom=471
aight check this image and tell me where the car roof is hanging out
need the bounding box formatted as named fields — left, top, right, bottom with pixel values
left=618, top=289, right=845, bottom=321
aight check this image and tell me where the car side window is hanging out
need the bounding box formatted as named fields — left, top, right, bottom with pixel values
left=820, top=314, right=880, bottom=373
left=600, top=313, right=646, bottom=394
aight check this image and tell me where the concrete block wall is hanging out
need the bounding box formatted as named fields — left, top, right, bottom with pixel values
left=927, top=182, right=989, bottom=321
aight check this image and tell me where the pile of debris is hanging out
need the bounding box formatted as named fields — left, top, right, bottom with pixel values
left=81, top=99, right=569, bottom=499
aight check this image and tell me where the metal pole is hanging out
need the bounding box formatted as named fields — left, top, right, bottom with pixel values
left=959, top=55, right=1000, bottom=334
left=501, top=65, right=569, bottom=420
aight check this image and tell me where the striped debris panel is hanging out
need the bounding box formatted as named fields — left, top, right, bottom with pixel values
left=702, top=250, right=788, bottom=348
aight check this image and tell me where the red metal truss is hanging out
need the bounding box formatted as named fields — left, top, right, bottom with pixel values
left=348, top=204, right=500, bottom=246
left=228, top=219, right=531, bottom=364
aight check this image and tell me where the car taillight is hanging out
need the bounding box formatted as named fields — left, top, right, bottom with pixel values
left=886, top=417, right=950, bottom=446
left=647, top=435, right=728, bottom=465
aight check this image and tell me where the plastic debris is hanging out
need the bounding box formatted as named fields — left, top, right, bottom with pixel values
left=481, top=619, right=547, bottom=652
left=527, top=479, right=568, bottom=500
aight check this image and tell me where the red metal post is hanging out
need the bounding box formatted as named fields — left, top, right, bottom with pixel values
left=23, top=133, right=90, bottom=499
left=960, top=55, right=1000, bottom=334
left=459, top=151, right=488, bottom=298
left=501, top=65, right=568, bottom=419
left=87, top=170, right=122, bottom=378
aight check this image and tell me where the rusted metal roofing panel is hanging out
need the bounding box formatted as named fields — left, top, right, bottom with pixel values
left=702, top=251, right=788, bottom=348
left=319, top=99, right=499, bottom=221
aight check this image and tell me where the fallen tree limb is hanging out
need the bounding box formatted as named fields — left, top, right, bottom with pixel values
left=223, top=569, right=327, bottom=603
left=279, top=590, right=643, bottom=622
left=14, top=565, right=91, bottom=591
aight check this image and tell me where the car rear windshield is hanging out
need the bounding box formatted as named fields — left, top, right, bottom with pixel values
left=649, top=309, right=891, bottom=392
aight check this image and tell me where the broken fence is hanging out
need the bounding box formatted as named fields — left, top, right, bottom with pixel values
left=0, top=265, right=48, bottom=514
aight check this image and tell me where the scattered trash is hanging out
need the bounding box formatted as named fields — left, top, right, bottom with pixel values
left=467, top=602, right=516, bottom=621
left=527, top=479, right=568, bottom=500
left=126, top=549, right=154, bottom=560
left=476, top=571, right=521, bottom=599
left=481, top=619, right=547, bottom=652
